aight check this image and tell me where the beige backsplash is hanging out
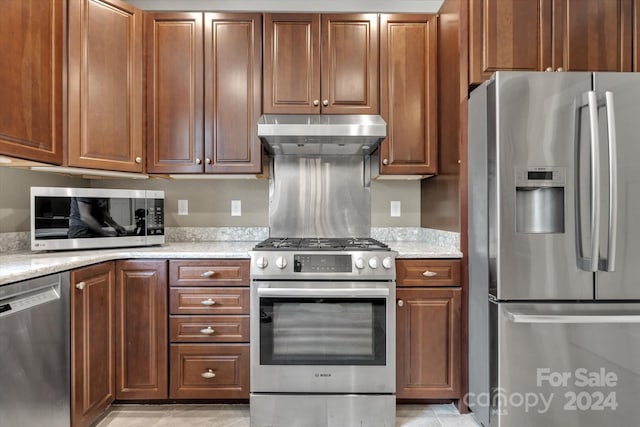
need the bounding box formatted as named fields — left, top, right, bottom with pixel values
left=0, top=167, right=422, bottom=232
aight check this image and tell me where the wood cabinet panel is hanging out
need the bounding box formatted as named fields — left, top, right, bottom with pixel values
left=169, top=259, right=249, bottom=287
left=170, top=315, right=250, bottom=343
left=170, top=287, right=250, bottom=315
left=321, top=14, right=379, bottom=114
left=263, top=14, right=321, bottom=114
left=71, top=262, right=115, bottom=427
left=396, top=259, right=461, bottom=287
left=204, top=13, right=262, bottom=174
left=379, top=14, right=437, bottom=175
left=553, top=0, right=632, bottom=72
left=0, top=0, right=63, bottom=164
left=115, top=260, right=168, bottom=399
left=470, top=0, right=550, bottom=84
left=396, top=287, right=461, bottom=399
left=145, top=12, right=204, bottom=173
left=636, top=0, right=640, bottom=70
left=170, top=344, right=249, bottom=399
left=68, top=0, right=143, bottom=172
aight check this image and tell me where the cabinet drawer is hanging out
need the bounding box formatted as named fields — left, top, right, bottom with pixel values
left=170, top=344, right=249, bottom=399
left=170, top=315, right=250, bottom=343
left=169, top=288, right=249, bottom=315
left=396, top=259, right=461, bottom=286
left=170, top=260, right=249, bottom=286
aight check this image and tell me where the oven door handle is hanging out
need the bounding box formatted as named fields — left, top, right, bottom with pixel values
left=256, top=287, right=390, bottom=297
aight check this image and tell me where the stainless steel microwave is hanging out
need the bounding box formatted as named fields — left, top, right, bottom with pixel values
left=31, top=187, right=165, bottom=251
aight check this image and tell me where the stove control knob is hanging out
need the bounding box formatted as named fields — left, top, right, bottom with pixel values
left=382, top=257, right=393, bottom=269
left=355, top=257, right=365, bottom=269
left=256, top=256, right=268, bottom=269
left=275, top=256, right=287, bottom=269
left=368, top=257, right=379, bottom=269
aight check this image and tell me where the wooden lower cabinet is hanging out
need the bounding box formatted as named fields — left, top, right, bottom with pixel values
left=170, top=344, right=250, bottom=399
left=115, top=260, right=168, bottom=399
left=71, top=262, right=115, bottom=427
left=396, top=287, right=461, bottom=399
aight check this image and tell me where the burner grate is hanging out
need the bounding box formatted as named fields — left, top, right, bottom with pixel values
left=254, top=237, right=389, bottom=251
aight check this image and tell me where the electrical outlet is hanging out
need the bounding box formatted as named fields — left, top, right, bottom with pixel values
left=178, top=199, right=188, bottom=216
left=231, top=200, right=242, bottom=216
left=390, top=201, right=401, bottom=217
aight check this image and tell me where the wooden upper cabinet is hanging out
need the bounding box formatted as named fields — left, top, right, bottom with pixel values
left=68, top=0, right=143, bottom=172
left=470, top=0, right=551, bottom=84
left=636, top=0, right=640, bottom=71
left=115, top=260, right=168, bottom=400
left=379, top=14, right=437, bottom=175
left=470, top=0, right=633, bottom=84
left=204, top=13, right=262, bottom=174
left=71, top=261, right=115, bottom=427
left=0, top=0, right=64, bottom=164
left=145, top=13, right=204, bottom=174
left=263, top=14, right=321, bottom=114
left=263, top=13, right=378, bottom=114
left=553, top=0, right=632, bottom=72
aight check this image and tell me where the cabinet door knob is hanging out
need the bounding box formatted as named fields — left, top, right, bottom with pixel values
left=545, top=67, right=553, bottom=72
left=313, top=99, right=319, bottom=106
left=556, top=67, right=564, bottom=72
left=201, top=369, right=216, bottom=379
left=382, top=158, right=389, bottom=165
left=205, top=158, right=212, bottom=164
left=397, top=300, right=404, bottom=307
left=135, top=156, right=142, bottom=164
left=423, top=270, right=438, bottom=277
left=322, top=99, right=329, bottom=107
left=75, top=281, right=86, bottom=290
left=200, top=298, right=216, bottom=306
left=201, top=270, right=215, bottom=278
left=200, top=326, right=215, bottom=335
left=196, top=158, right=202, bottom=164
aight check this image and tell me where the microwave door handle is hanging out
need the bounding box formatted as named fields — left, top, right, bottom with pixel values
left=604, top=91, right=618, bottom=272
left=256, top=288, right=390, bottom=298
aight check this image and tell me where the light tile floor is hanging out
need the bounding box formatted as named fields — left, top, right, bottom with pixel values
left=97, top=403, right=480, bottom=427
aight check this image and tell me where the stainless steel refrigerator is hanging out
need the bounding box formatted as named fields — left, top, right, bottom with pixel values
left=469, top=71, right=640, bottom=427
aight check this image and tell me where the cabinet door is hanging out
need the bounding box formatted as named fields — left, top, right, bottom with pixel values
left=204, top=13, right=262, bottom=174
left=396, top=287, right=461, bottom=399
left=71, top=262, right=115, bottom=427
left=68, top=0, right=143, bottom=172
left=145, top=12, right=204, bottom=173
left=553, top=0, right=633, bottom=72
left=115, top=260, right=168, bottom=399
left=321, top=14, right=379, bottom=114
left=263, top=14, right=321, bottom=114
left=379, top=14, right=437, bottom=175
left=470, top=0, right=552, bottom=84
left=636, top=0, right=640, bottom=70
left=0, top=0, right=63, bottom=164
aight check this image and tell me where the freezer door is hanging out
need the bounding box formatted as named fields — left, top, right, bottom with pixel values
left=491, top=72, right=593, bottom=300
left=484, top=302, right=640, bottom=427
left=593, top=73, right=640, bottom=300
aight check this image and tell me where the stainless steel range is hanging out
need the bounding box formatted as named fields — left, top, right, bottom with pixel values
left=249, top=237, right=397, bottom=427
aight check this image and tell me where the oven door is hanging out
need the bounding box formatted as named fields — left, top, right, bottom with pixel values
left=250, top=281, right=395, bottom=394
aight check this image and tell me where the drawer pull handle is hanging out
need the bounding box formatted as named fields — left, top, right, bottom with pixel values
left=422, top=270, right=438, bottom=277
left=201, top=270, right=216, bottom=278
left=201, top=369, right=216, bottom=379
left=200, top=326, right=215, bottom=335
left=201, top=298, right=216, bottom=306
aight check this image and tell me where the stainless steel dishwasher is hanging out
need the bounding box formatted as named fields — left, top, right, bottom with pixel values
left=0, top=272, right=70, bottom=427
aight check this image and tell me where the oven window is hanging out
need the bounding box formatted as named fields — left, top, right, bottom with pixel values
left=259, top=297, right=386, bottom=365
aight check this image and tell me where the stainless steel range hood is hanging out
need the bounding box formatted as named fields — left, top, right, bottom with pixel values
left=257, top=114, right=386, bottom=156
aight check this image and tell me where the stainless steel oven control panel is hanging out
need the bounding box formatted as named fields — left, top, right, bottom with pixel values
left=249, top=251, right=397, bottom=280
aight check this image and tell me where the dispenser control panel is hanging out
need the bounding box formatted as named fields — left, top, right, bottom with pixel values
left=515, top=166, right=566, bottom=187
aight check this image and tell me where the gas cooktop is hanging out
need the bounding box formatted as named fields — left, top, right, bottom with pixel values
left=253, top=237, right=390, bottom=251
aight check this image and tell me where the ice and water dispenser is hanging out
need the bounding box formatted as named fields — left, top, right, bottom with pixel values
left=515, top=167, right=566, bottom=233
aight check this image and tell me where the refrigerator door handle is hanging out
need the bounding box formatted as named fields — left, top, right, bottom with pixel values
left=604, top=91, right=618, bottom=272
left=585, top=91, right=602, bottom=272
left=506, top=310, right=640, bottom=324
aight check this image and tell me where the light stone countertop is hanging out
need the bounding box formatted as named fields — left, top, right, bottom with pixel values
left=0, top=240, right=461, bottom=286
